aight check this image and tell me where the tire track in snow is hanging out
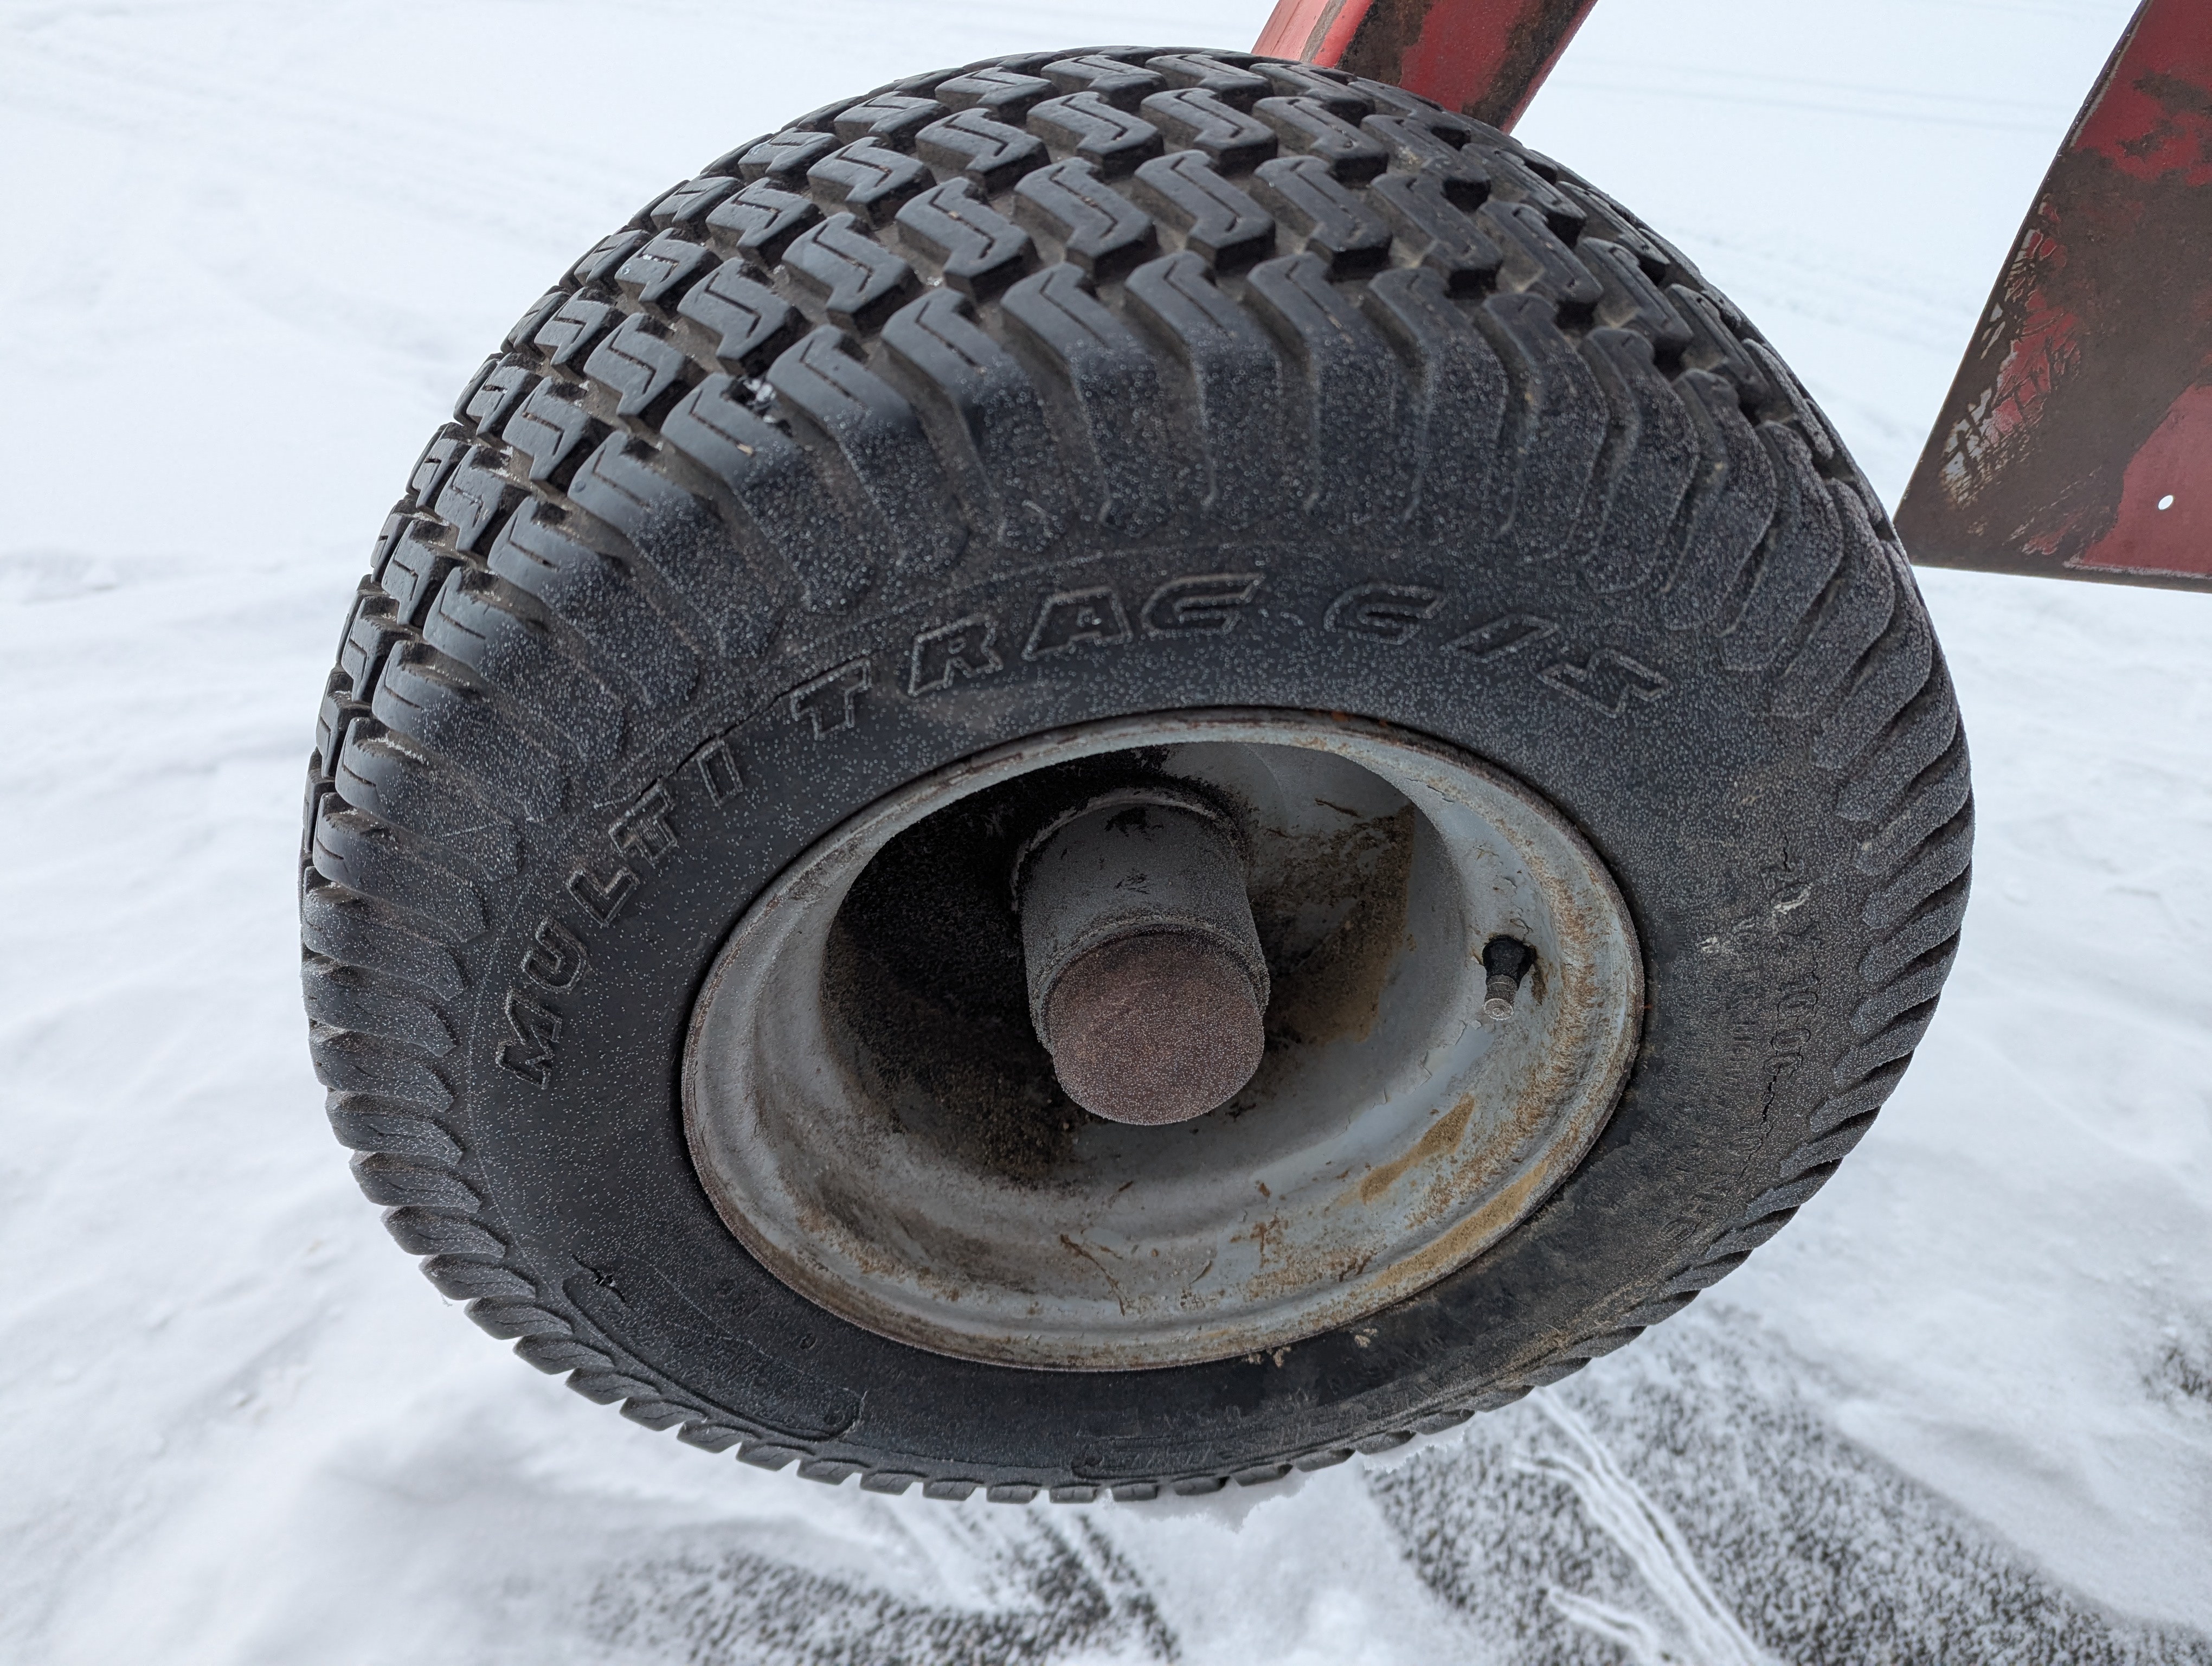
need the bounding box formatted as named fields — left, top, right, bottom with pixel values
left=1369, top=1308, right=2212, bottom=1665
left=1520, top=1396, right=1783, bottom=1666
left=577, top=1513, right=1176, bottom=1666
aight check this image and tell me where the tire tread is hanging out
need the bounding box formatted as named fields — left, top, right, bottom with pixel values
left=302, top=45, right=1970, bottom=1499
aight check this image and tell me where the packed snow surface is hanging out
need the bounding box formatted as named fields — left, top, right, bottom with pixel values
left=3, top=0, right=2209, bottom=1660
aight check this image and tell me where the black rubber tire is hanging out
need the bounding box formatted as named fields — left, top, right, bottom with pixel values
left=301, top=46, right=1971, bottom=1502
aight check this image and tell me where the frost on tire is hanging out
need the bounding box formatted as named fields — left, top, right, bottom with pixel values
left=301, top=46, right=1969, bottom=1500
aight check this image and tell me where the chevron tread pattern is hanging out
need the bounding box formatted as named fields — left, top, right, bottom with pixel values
left=302, top=45, right=1970, bottom=1501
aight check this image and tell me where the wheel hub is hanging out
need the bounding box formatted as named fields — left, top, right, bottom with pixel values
left=1016, top=789, right=1270, bottom=1125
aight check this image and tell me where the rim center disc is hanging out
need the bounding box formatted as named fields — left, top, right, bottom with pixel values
left=682, top=711, right=1642, bottom=1371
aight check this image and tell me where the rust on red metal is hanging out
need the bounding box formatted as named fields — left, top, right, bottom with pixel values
left=1253, top=0, right=1599, bottom=131
left=1897, top=0, right=2212, bottom=591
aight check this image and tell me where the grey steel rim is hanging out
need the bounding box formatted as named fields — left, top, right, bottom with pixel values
left=681, top=710, right=1643, bottom=1372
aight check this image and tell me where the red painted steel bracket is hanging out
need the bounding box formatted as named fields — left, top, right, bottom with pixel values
left=1896, top=0, right=2212, bottom=591
left=1254, top=0, right=1599, bottom=131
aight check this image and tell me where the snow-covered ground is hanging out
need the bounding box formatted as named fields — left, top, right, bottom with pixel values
left=4, top=0, right=2209, bottom=1659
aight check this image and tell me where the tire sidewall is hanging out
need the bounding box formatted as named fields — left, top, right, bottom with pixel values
left=464, top=529, right=1859, bottom=1482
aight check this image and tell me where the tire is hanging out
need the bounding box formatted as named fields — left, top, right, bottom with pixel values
left=301, top=46, right=1971, bottom=1502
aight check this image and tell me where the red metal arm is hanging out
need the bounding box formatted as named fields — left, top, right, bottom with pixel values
left=1896, top=0, right=2212, bottom=591
left=1253, top=0, right=1599, bottom=131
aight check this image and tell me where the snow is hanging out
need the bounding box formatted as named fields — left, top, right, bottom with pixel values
left=3, top=0, right=2209, bottom=1659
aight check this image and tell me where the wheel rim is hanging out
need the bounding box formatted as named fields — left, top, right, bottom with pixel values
left=683, top=710, right=1643, bottom=1370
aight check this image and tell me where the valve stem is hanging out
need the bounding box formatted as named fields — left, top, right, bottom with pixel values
left=1482, top=935, right=1535, bottom=1022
